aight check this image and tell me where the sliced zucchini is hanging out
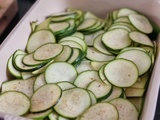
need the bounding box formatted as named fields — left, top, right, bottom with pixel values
left=101, top=86, right=123, bottom=102
left=90, top=61, right=108, bottom=71
left=104, top=59, right=138, bottom=87
left=54, top=45, right=73, bottom=62
left=54, top=88, right=91, bottom=118
left=87, top=80, right=112, bottom=100
left=86, top=47, right=115, bottom=62
left=102, top=29, right=132, bottom=51
left=128, top=97, right=144, bottom=114
left=84, top=30, right=104, bottom=46
left=80, top=102, right=118, bottom=120
left=1, top=77, right=36, bottom=98
left=7, top=55, right=21, bottom=78
left=117, top=8, right=137, bottom=17
left=93, top=34, right=113, bottom=55
left=116, top=49, right=152, bottom=76
left=33, top=73, right=46, bottom=91
left=0, top=91, right=30, bottom=116
left=30, top=83, right=62, bottom=112
left=128, top=14, right=153, bottom=34
left=49, top=21, right=70, bottom=35
left=57, top=81, right=76, bottom=91
left=77, top=18, right=97, bottom=31
left=59, top=36, right=87, bottom=52
left=114, top=17, right=131, bottom=23
left=35, top=17, right=52, bottom=31
left=58, top=116, right=70, bottom=120
left=109, top=98, right=139, bottom=120
left=67, top=48, right=84, bottom=65
left=59, top=40, right=83, bottom=51
left=21, top=71, right=35, bottom=79
left=129, top=31, right=153, bottom=47
left=131, top=72, right=149, bottom=89
left=74, top=70, right=100, bottom=88
left=87, top=90, right=97, bottom=105
left=25, top=109, right=52, bottom=119
left=98, top=64, right=111, bottom=85
left=13, top=54, right=43, bottom=71
left=45, top=62, right=77, bottom=83
left=76, top=60, right=93, bottom=73
left=48, top=111, right=59, bottom=120
left=32, top=59, right=54, bottom=75
left=26, top=30, right=56, bottom=53
left=124, top=87, right=145, bottom=97
left=23, top=53, right=49, bottom=66
left=33, top=43, right=63, bottom=61
left=71, top=32, right=84, bottom=39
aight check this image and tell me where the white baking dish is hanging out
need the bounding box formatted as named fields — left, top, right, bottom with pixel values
left=0, top=0, right=160, bottom=119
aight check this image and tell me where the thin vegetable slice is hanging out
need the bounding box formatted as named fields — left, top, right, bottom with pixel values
left=104, top=59, right=138, bottom=87
left=0, top=91, right=30, bottom=116
left=30, top=83, right=62, bottom=112
left=80, top=102, right=118, bottom=120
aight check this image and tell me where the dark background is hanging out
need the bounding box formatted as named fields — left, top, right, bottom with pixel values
left=0, top=0, right=160, bottom=119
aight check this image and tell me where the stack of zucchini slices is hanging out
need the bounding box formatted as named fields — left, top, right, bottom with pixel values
left=0, top=7, right=158, bottom=120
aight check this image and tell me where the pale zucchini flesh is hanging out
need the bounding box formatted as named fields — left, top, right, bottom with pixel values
left=0, top=91, right=30, bottom=116
left=30, top=83, right=62, bottom=112
left=80, top=102, right=118, bottom=120
left=54, top=88, right=91, bottom=118
left=45, top=62, right=77, bottom=83
left=33, top=43, right=63, bottom=61
left=104, top=59, right=138, bottom=87
left=109, top=98, right=139, bottom=120
left=26, top=30, right=56, bottom=53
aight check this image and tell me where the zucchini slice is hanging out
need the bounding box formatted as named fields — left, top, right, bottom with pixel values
left=74, top=70, right=100, bottom=88
left=45, top=62, right=77, bottom=83
left=102, top=29, right=132, bottom=51
left=54, top=88, right=91, bottom=118
left=33, top=43, right=63, bottom=61
left=87, top=80, right=112, bottom=100
left=0, top=91, right=30, bottom=116
left=26, top=30, right=56, bottom=53
left=25, top=109, right=52, bottom=119
left=109, top=98, right=139, bottom=120
left=80, top=102, right=118, bottom=120
left=86, top=47, right=115, bottom=62
left=117, top=8, right=137, bottom=17
left=104, top=59, right=138, bottom=87
left=116, top=49, right=152, bottom=76
left=33, top=73, right=46, bottom=91
left=54, top=45, right=73, bottom=62
left=129, top=31, right=153, bottom=47
left=57, top=81, right=76, bottom=91
left=30, top=83, right=62, bottom=112
left=128, top=14, right=153, bottom=34
left=1, top=77, right=36, bottom=98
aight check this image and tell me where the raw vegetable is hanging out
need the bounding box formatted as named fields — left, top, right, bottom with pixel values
left=1, top=7, right=159, bottom=120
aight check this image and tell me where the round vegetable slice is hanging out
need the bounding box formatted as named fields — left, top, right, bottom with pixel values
left=26, top=30, right=56, bottom=53
left=128, top=14, right=153, bottom=34
left=104, top=59, right=138, bottom=87
left=0, top=91, right=30, bottom=116
left=80, top=102, right=118, bottom=120
left=54, top=88, right=91, bottom=118
left=116, top=49, right=151, bottom=76
left=30, top=83, right=62, bottom=112
left=33, top=43, right=63, bottom=61
left=102, top=29, right=131, bottom=51
left=109, top=98, right=139, bottom=120
left=45, top=62, right=77, bottom=83
left=129, top=31, right=153, bottom=47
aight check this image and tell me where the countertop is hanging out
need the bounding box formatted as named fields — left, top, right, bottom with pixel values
left=0, top=0, right=160, bottom=120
